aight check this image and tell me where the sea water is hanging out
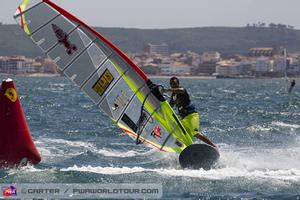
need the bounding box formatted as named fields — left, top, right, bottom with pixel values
left=0, top=75, right=299, bottom=199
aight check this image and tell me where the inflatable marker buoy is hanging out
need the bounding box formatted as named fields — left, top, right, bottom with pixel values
left=0, top=79, right=41, bottom=166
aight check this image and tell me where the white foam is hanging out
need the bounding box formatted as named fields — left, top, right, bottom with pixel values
left=60, top=165, right=300, bottom=181
left=95, top=148, right=156, bottom=158
left=271, top=121, right=300, bottom=129
left=61, top=165, right=147, bottom=174
left=6, top=164, right=50, bottom=176
left=247, top=124, right=272, bottom=133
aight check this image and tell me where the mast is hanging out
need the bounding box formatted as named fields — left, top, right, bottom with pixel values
left=284, top=48, right=288, bottom=81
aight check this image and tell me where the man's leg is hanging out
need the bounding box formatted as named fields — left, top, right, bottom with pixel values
left=194, top=132, right=217, bottom=148
left=181, top=113, right=217, bottom=148
left=181, top=112, right=200, bottom=139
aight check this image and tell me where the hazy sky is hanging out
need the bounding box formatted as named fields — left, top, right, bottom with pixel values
left=2, top=0, right=300, bottom=29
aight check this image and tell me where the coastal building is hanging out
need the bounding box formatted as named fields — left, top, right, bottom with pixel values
left=216, top=60, right=238, bottom=76
left=249, top=48, right=274, bottom=57
left=192, top=51, right=221, bottom=75
left=216, top=60, right=255, bottom=77
left=0, top=56, right=29, bottom=74
left=286, top=52, right=300, bottom=74
left=196, top=61, right=216, bottom=75
left=201, top=51, right=221, bottom=62
left=42, top=58, right=59, bottom=74
left=140, top=64, right=160, bottom=75
left=0, top=56, right=58, bottom=74
left=144, top=43, right=169, bottom=56
left=255, top=57, right=273, bottom=72
left=272, top=56, right=287, bottom=72
left=288, top=63, right=300, bottom=74
left=160, top=64, right=191, bottom=76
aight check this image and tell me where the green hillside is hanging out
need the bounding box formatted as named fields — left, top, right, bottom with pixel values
left=1, top=24, right=300, bottom=57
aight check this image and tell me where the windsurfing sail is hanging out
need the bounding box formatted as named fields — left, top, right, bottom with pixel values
left=14, top=0, right=194, bottom=153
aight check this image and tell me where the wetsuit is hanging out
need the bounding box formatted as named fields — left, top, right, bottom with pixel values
left=288, top=80, right=296, bottom=93
left=169, top=88, right=199, bottom=137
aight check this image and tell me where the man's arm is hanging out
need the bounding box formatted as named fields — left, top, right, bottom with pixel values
left=164, top=87, right=185, bottom=94
left=194, top=132, right=217, bottom=148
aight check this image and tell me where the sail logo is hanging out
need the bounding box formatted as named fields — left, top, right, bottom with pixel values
left=112, top=90, right=127, bottom=112
left=52, top=24, right=77, bottom=55
left=2, top=185, right=17, bottom=197
left=93, top=69, right=114, bottom=97
left=4, top=88, right=17, bottom=103
left=151, top=125, right=162, bottom=139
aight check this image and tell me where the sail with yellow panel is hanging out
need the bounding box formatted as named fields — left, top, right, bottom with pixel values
left=14, top=0, right=194, bottom=153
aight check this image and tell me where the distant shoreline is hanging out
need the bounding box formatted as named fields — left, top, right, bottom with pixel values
left=149, top=75, right=216, bottom=79
left=149, top=75, right=300, bottom=80
left=1, top=73, right=299, bottom=80
left=0, top=73, right=61, bottom=77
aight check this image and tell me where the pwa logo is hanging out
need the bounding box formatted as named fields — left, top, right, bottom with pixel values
left=2, top=185, right=17, bottom=197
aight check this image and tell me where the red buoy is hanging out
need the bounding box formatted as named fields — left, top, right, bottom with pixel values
left=0, top=79, right=41, bottom=166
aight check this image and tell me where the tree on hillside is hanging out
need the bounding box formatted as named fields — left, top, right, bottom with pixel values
left=269, top=23, right=277, bottom=28
left=277, top=24, right=287, bottom=29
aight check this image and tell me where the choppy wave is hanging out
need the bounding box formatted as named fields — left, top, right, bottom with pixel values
left=36, top=138, right=157, bottom=160
left=60, top=165, right=300, bottom=181
left=35, top=138, right=96, bottom=160
left=95, top=148, right=156, bottom=158
left=246, top=124, right=273, bottom=133
left=3, top=77, right=300, bottom=198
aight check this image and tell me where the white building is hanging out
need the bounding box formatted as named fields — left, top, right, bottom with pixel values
left=272, top=56, right=286, bottom=72
left=216, top=60, right=239, bottom=76
left=201, top=51, right=221, bottom=63
left=144, top=43, right=169, bottom=56
left=0, top=56, right=26, bottom=74
left=160, top=65, right=191, bottom=76
left=0, top=56, right=41, bottom=74
left=256, top=57, right=273, bottom=72
left=216, top=60, right=255, bottom=76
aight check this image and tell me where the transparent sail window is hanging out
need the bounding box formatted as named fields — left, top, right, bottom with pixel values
left=15, top=1, right=42, bottom=26
left=64, top=44, right=108, bottom=87
left=47, top=28, right=95, bottom=71
left=99, top=77, right=147, bottom=121
left=108, top=54, right=131, bottom=75
left=87, top=43, right=110, bottom=68
left=120, top=96, right=145, bottom=132
left=17, top=3, right=59, bottom=35
left=77, top=26, right=113, bottom=58
left=31, top=15, right=76, bottom=52
left=123, top=69, right=147, bottom=93
left=93, top=39, right=113, bottom=57
left=16, top=0, right=43, bottom=14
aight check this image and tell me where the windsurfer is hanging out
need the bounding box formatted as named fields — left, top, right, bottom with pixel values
left=163, top=77, right=217, bottom=148
left=288, top=79, right=296, bottom=93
